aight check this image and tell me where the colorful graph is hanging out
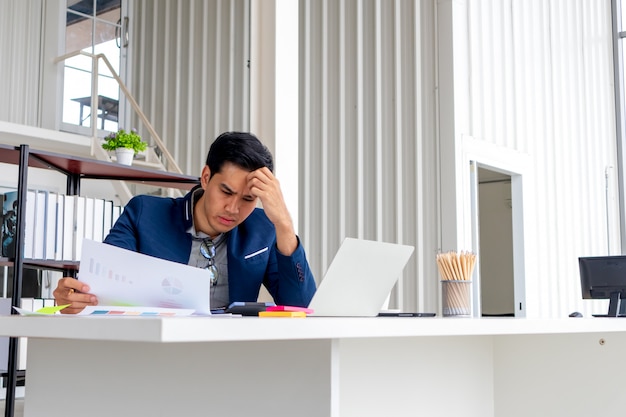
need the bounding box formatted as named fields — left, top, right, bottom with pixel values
left=88, top=309, right=178, bottom=316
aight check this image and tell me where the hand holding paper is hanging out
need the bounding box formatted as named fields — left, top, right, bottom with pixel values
left=79, top=239, right=213, bottom=314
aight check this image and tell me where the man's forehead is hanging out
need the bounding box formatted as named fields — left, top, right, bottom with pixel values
left=214, top=176, right=254, bottom=197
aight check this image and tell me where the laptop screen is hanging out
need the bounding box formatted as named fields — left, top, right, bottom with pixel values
left=308, top=238, right=414, bottom=317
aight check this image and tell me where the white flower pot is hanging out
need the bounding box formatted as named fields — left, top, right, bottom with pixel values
left=115, top=148, right=135, bottom=166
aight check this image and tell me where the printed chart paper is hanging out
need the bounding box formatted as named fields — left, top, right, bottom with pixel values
left=78, top=305, right=195, bottom=316
left=79, top=239, right=212, bottom=314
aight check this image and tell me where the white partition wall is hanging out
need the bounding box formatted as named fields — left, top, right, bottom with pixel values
left=0, top=0, right=45, bottom=126
left=441, top=0, right=619, bottom=317
left=298, top=0, right=618, bottom=317
left=130, top=0, right=251, bottom=177
left=297, top=0, right=439, bottom=313
left=0, top=0, right=621, bottom=317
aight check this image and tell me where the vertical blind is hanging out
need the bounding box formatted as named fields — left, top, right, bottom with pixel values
left=130, top=0, right=250, bottom=177
left=0, top=0, right=42, bottom=126
left=299, top=0, right=439, bottom=312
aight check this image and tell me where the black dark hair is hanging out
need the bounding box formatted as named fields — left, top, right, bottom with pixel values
left=206, top=132, right=274, bottom=177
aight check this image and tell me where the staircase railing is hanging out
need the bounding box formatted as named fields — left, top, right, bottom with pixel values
left=53, top=50, right=182, bottom=174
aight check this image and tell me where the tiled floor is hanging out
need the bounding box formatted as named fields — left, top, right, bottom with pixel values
left=0, top=399, right=24, bottom=417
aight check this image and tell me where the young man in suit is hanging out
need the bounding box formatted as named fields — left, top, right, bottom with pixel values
left=53, top=131, right=316, bottom=313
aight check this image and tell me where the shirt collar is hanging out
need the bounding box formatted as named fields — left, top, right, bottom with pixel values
left=186, top=187, right=223, bottom=243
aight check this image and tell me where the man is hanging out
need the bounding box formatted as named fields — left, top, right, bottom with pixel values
left=53, top=132, right=316, bottom=313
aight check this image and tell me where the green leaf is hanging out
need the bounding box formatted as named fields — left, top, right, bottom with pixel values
left=101, top=129, right=148, bottom=154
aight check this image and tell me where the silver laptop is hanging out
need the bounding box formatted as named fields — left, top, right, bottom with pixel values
left=308, top=238, right=415, bottom=317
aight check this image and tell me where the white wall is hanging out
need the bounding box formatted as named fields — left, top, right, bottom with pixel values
left=298, top=0, right=618, bottom=317
left=447, top=0, right=617, bottom=317
left=129, top=0, right=251, bottom=178
left=250, top=0, right=300, bottom=232
left=0, top=0, right=620, bottom=317
left=297, top=0, right=438, bottom=313
left=0, top=0, right=45, bottom=125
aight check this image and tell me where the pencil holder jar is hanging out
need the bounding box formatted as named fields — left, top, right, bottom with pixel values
left=436, top=250, right=477, bottom=317
left=441, top=280, right=472, bottom=316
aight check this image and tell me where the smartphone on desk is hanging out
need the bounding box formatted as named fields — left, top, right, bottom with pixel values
left=225, top=301, right=276, bottom=316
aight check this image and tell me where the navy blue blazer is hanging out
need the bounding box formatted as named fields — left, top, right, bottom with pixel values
left=103, top=189, right=316, bottom=307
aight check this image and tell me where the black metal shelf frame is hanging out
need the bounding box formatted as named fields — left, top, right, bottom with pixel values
left=0, top=144, right=199, bottom=417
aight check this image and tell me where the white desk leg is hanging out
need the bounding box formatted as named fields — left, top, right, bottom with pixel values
left=23, top=338, right=337, bottom=417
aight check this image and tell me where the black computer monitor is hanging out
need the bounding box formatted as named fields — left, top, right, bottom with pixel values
left=579, top=255, right=626, bottom=317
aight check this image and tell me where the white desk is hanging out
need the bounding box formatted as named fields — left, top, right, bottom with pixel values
left=0, top=316, right=625, bottom=417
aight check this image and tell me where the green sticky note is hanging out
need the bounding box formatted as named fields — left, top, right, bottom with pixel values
left=35, top=304, right=71, bottom=315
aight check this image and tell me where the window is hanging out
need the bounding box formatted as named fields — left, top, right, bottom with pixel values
left=62, top=0, right=124, bottom=133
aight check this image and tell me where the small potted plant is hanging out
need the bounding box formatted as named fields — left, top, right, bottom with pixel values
left=101, top=128, right=148, bottom=166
